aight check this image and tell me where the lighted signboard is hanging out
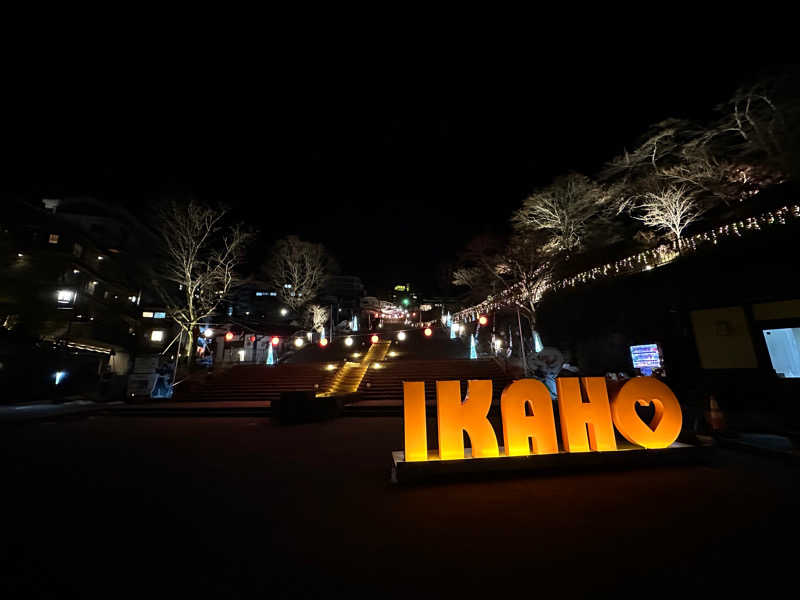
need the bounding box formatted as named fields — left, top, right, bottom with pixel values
left=401, top=377, right=682, bottom=464
left=630, top=343, right=662, bottom=375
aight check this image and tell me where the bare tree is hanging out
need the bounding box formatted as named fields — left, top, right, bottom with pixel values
left=306, top=304, right=329, bottom=335
left=155, top=200, right=251, bottom=362
left=512, top=173, right=617, bottom=255
left=497, top=233, right=554, bottom=329
left=266, top=236, right=329, bottom=311
left=451, top=266, right=484, bottom=290
left=631, top=185, right=704, bottom=244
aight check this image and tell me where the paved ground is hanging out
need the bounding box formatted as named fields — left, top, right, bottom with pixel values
left=2, top=415, right=798, bottom=598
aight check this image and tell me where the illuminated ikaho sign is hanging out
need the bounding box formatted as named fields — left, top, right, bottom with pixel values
left=402, top=377, right=682, bottom=461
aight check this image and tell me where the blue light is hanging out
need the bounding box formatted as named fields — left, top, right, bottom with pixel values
left=266, top=344, right=274, bottom=366
left=469, top=335, right=477, bottom=360
left=54, top=371, right=66, bottom=385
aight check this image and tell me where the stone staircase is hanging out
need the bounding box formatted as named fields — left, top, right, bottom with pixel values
left=319, top=340, right=391, bottom=396
left=173, top=363, right=337, bottom=404
left=357, top=358, right=518, bottom=405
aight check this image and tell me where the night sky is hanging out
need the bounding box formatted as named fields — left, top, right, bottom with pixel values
left=2, top=62, right=764, bottom=294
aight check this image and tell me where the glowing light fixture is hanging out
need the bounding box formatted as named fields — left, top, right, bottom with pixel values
left=344, top=337, right=354, bottom=347
left=225, top=331, right=234, bottom=342
left=57, top=289, right=75, bottom=304
left=151, top=330, right=165, bottom=342
left=294, top=337, right=304, bottom=348
left=371, top=334, right=379, bottom=344
left=266, top=344, right=274, bottom=365
left=478, top=315, right=488, bottom=326
left=373, top=363, right=382, bottom=369
left=424, top=327, right=432, bottom=337
left=280, top=308, right=288, bottom=316
left=237, top=349, right=246, bottom=361
left=397, top=331, right=406, bottom=341
left=271, top=336, right=280, bottom=346
left=319, top=338, right=329, bottom=347
left=203, top=328, right=214, bottom=338
left=326, top=364, right=336, bottom=370
left=54, top=371, right=66, bottom=385
left=249, top=335, right=256, bottom=343
left=389, top=351, right=397, bottom=357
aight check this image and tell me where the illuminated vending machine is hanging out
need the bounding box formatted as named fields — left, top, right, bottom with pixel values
left=629, top=343, right=665, bottom=377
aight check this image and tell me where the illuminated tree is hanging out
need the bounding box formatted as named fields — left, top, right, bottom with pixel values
left=306, top=304, right=329, bottom=335
left=497, top=233, right=554, bottom=328
left=155, top=200, right=251, bottom=362
left=511, top=173, right=617, bottom=255
left=630, top=185, right=704, bottom=244
left=451, top=232, right=553, bottom=329
left=266, top=236, right=330, bottom=311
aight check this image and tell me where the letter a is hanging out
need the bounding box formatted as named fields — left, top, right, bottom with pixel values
left=556, top=377, right=617, bottom=452
left=501, top=379, right=558, bottom=456
left=437, top=380, right=499, bottom=460
left=403, top=381, right=428, bottom=461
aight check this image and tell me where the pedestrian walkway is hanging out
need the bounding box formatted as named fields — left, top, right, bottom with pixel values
left=0, top=399, right=116, bottom=423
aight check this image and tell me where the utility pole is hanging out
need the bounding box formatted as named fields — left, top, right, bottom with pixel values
left=517, top=308, right=528, bottom=376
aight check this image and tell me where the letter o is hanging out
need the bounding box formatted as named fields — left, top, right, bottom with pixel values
left=610, top=377, right=682, bottom=449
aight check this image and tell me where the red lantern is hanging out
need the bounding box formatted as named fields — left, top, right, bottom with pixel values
left=271, top=336, right=280, bottom=346
left=371, top=334, right=379, bottom=344
left=225, top=331, right=234, bottom=342
left=478, top=315, right=488, bottom=326
left=424, top=327, right=432, bottom=337
left=319, top=338, right=329, bottom=347
left=249, top=335, right=256, bottom=343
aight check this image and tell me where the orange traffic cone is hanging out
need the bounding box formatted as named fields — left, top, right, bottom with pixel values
left=704, top=394, right=726, bottom=433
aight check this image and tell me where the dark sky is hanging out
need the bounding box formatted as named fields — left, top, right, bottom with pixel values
left=2, top=62, right=763, bottom=294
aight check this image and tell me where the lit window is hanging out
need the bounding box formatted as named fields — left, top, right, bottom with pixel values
left=57, top=290, right=75, bottom=304
left=763, top=328, right=800, bottom=378
left=142, top=311, right=154, bottom=318
left=150, top=330, right=165, bottom=342
left=153, top=312, right=166, bottom=319
left=48, top=234, right=59, bottom=244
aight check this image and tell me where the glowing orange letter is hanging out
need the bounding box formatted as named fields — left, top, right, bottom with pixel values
left=556, top=377, right=617, bottom=452
left=436, top=380, right=499, bottom=460
left=403, top=381, right=428, bottom=461
left=610, top=377, right=682, bottom=449
left=500, top=379, right=558, bottom=456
